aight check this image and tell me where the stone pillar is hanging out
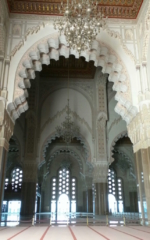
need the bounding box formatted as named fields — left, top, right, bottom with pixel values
left=21, top=111, right=38, bottom=216
left=134, top=152, right=145, bottom=224
left=85, top=177, right=93, bottom=213
left=92, top=71, right=108, bottom=215
left=95, top=182, right=108, bottom=215
left=93, top=163, right=108, bottom=215
left=0, top=107, right=14, bottom=214
left=21, top=163, right=37, bottom=216
left=128, top=103, right=150, bottom=225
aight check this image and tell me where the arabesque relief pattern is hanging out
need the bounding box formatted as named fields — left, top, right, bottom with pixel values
left=7, top=0, right=143, bottom=19
left=128, top=104, right=150, bottom=153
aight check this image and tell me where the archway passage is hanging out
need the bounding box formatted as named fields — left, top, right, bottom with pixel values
left=8, top=35, right=137, bottom=124
left=2, top=48, right=138, bottom=221
left=109, top=136, right=138, bottom=214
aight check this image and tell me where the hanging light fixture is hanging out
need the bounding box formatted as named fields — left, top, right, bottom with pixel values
left=56, top=59, right=79, bottom=144
left=56, top=99, right=79, bottom=144
left=54, top=0, right=107, bottom=54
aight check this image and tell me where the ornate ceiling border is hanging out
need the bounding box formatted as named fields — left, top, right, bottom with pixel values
left=7, top=0, right=143, bottom=19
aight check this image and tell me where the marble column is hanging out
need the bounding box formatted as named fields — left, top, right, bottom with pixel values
left=0, top=147, right=8, bottom=213
left=21, top=181, right=37, bottom=216
left=21, top=110, right=38, bottom=216
left=87, top=189, right=93, bottom=213
left=134, top=151, right=145, bottom=224
left=0, top=108, right=14, bottom=214
left=95, top=183, right=108, bottom=215
left=92, top=72, right=109, bottom=215
left=134, top=148, right=150, bottom=225
left=93, top=162, right=109, bottom=216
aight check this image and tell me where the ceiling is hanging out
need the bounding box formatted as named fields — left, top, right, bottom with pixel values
left=7, top=0, right=143, bottom=19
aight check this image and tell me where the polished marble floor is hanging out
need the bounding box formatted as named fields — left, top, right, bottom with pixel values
left=0, top=225, right=150, bottom=240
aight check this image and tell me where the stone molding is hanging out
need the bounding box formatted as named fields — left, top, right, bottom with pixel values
left=92, top=162, right=109, bottom=183
left=0, top=108, right=14, bottom=151
left=127, top=103, right=150, bottom=153
left=7, top=34, right=136, bottom=124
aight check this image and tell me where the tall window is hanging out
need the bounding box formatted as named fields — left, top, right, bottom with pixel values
left=117, top=178, right=124, bottom=212
left=4, top=178, right=9, bottom=190
left=11, top=168, right=23, bottom=192
left=108, top=169, right=116, bottom=197
left=58, top=169, right=70, bottom=196
left=108, top=169, right=124, bottom=213
left=51, top=168, right=77, bottom=213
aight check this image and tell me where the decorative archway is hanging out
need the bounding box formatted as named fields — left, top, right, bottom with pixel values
left=40, top=132, right=92, bottom=163
left=7, top=34, right=137, bottom=124
left=109, top=131, right=128, bottom=164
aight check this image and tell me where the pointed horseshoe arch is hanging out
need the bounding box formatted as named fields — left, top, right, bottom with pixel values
left=7, top=34, right=137, bottom=124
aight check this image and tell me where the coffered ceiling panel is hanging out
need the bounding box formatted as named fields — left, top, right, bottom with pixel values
left=7, top=0, right=143, bottom=19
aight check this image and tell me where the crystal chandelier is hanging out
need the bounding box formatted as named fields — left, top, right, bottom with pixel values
left=56, top=99, right=79, bottom=144
left=54, top=0, right=107, bottom=54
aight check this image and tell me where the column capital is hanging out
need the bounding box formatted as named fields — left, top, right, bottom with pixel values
left=127, top=102, right=150, bottom=153
left=92, top=162, right=108, bottom=183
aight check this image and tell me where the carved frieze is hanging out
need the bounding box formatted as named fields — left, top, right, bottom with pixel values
left=7, top=0, right=143, bottom=19
left=127, top=103, right=150, bottom=152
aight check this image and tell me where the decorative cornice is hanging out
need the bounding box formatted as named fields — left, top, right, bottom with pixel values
left=7, top=0, right=143, bottom=19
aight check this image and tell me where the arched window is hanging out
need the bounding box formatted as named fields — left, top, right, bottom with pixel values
left=11, top=168, right=23, bottom=192
left=4, top=178, right=9, bottom=190
left=117, top=178, right=123, bottom=200
left=108, top=169, right=116, bottom=197
left=117, top=178, right=124, bottom=213
left=51, top=168, right=77, bottom=214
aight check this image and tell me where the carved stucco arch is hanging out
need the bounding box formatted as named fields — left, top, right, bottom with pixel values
left=7, top=33, right=137, bottom=124
left=109, top=131, right=128, bottom=164
left=40, top=131, right=91, bottom=164
left=43, top=147, right=84, bottom=172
